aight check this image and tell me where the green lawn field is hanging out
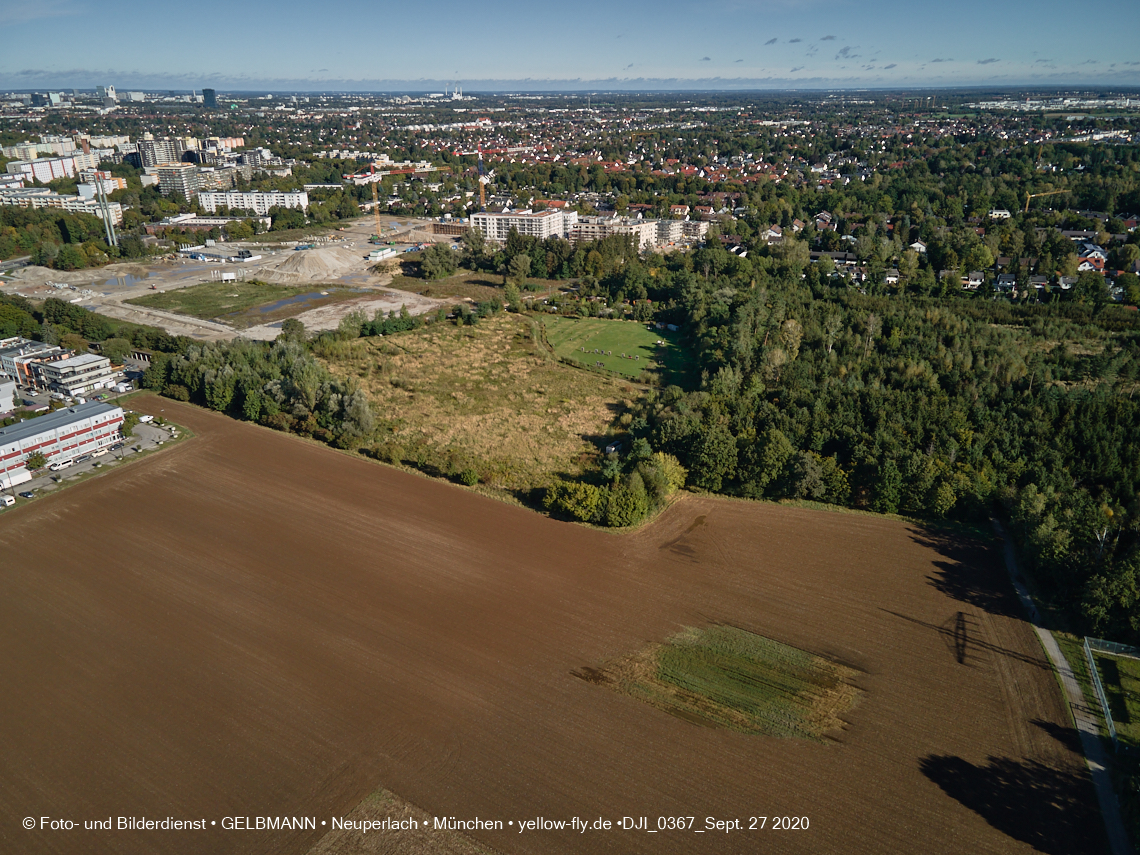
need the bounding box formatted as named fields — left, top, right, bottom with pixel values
left=126, top=281, right=362, bottom=328
left=542, top=316, right=693, bottom=385
left=1094, top=651, right=1140, bottom=748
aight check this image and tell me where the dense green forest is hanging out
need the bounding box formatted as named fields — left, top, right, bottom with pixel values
left=140, top=334, right=375, bottom=450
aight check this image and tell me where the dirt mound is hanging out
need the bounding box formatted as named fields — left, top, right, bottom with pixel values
left=263, top=246, right=364, bottom=282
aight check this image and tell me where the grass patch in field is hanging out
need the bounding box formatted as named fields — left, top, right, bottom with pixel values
left=319, top=313, right=632, bottom=494
left=389, top=272, right=506, bottom=302
left=126, top=280, right=362, bottom=327
left=1093, top=651, right=1140, bottom=749
left=542, top=315, right=695, bottom=386
left=578, top=625, right=861, bottom=741
left=306, top=785, right=497, bottom=855
left=389, top=270, right=564, bottom=302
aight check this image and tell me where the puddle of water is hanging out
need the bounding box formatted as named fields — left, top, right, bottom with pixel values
left=103, top=274, right=144, bottom=288
left=246, top=288, right=366, bottom=315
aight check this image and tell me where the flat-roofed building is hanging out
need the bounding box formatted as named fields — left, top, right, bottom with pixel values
left=0, top=187, right=123, bottom=225
left=4, top=153, right=98, bottom=183
left=0, top=338, right=67, bottom=387
left=570, top=215, right=659, bottom=250
left=0, top=374, right=15, bottom=413
left=197, top=190, right=308, bottom=215
left=0, top=401, right=124, bottom=488
left=470, top=208, right=577, bottom=242
left=35, top=353, right=115, bottom=396
left=656, top=219, right=684, bottom=244
left=153, top=162, right=200, bottom=199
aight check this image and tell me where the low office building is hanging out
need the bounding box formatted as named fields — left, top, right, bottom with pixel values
left=0, top=338, right=67, bottom=387
left=143, top=212, right=271, bottom=234
left=0, top=374, right=15, bottom=413
left=0, top=401, right=124, bottom=489
left=35, top=353, right=115, bottom=396
left=196, top=190, right=308, bottom=215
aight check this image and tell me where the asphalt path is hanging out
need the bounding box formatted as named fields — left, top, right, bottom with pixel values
left=993, top=518, right=1134, bottom=855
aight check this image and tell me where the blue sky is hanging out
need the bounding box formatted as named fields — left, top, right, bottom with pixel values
left=3, top=0, right=1139, bottom=91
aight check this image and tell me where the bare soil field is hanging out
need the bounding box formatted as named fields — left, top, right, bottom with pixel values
left=0, top=397, right=1106, bottom=855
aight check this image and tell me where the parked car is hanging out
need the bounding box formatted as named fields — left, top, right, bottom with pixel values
left=49, top=460, right=72, bottom=471
left=138, top=415, right=154, bottom=423
left=18, top=491, right=34, bottom=499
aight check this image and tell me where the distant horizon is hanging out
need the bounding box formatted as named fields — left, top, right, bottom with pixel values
left=5, top=80, right=1140, bottom=97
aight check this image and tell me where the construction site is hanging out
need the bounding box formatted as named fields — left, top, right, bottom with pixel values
left=0, top=215, right=456, bottom=342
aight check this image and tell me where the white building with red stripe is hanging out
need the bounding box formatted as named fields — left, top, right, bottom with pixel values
left=0, top=401, right=124, bottom=489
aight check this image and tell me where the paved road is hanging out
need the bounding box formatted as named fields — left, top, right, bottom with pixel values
left=993, top=518, right=1134, bottom=855
left=0, top=255, right=31, bottom=273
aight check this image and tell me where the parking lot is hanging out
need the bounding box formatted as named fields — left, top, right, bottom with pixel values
left=1, top=419, right=182, bottom=507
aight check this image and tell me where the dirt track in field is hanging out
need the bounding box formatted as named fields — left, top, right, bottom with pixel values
left=0, top=399, right=1107, bottom=855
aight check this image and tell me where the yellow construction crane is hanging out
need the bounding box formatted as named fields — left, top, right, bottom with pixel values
left=1024, top=189, right=1066, bottom=213
left=369, top=164, right=383, bottom=240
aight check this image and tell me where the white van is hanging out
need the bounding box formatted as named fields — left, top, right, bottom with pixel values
left=49, top=460, right=72, bottom=471
left=0, top=495, right=14, bottom=507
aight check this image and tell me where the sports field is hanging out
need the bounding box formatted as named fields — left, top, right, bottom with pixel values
left=0, top=397, right=1105, bottom=855
left=542, top=316, right=693, bottom=384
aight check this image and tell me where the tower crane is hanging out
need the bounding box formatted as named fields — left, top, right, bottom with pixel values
left=369, top=163, right=383, bottom=241
left=476, top=148, right=495, bottom=211
left=1024, top=189, right=1066, bottom=213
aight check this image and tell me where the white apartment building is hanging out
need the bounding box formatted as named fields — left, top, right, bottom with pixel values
left=682, top=220, right=710, bottom=239
left=196, top=190, right=309, bottom=215
left=656, top=219, right=684, bottom=244
left=0, top=401, right=124, bottom=489
left=34, top=353, right=115, bottom=396
left=470, top=208, right=577, bottom=242
left=152, top=162, right=200, bottom=199
left=0, top=188, right=123, bottom=225
left=78, top=178, right=127, bottom=200
left=5, top=153, right=99, bottom=184
left=570, top=215, right=659, bottom=250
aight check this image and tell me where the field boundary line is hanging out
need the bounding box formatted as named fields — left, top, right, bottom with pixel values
left=992, top=518, right=1134, bottom=855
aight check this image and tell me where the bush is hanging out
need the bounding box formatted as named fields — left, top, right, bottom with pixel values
left=652, top=452, right=688, bottom=492
left=604, top=481, right=649, bottom=527
left=458, top=469, right=480, bottom=486
left=545, top=480, right=604, bottom=522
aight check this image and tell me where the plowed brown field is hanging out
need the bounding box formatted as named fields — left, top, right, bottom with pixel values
left=0, top=399, right=1106, bottom=855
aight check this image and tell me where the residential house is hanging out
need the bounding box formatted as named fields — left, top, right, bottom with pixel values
left=995, top=273, right=1017, bottom=293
